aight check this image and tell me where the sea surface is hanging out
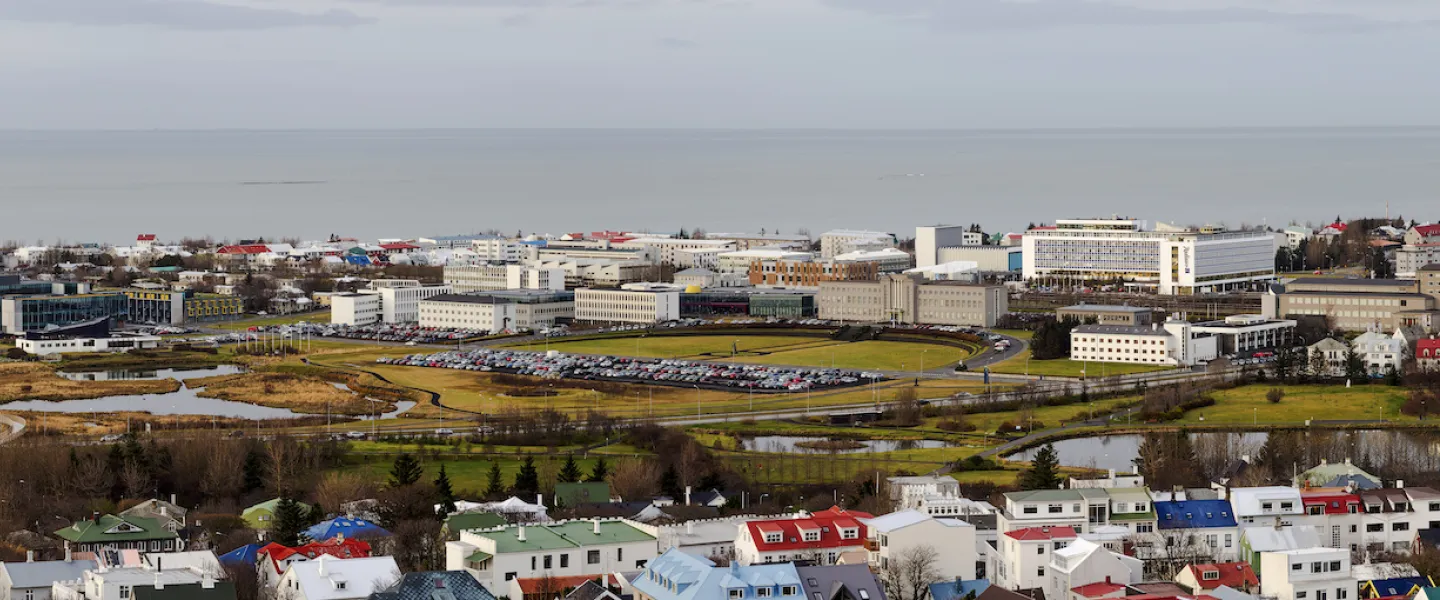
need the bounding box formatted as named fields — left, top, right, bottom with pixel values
left=2, top=128, right=1439, bottom=244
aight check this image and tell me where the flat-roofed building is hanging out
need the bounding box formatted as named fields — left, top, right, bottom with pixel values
left=833, top=248, right=912, bottom=273
left=748, top=258, right=878, bottom=287
left=575, top=288, right=680, bottom=324
left=1057, top=304, right=1158, bottom=327
left=419, top=291, right=575, bottom=333
left=819, top=230, right=896, bottom=259
left=936, top=246, right=1023, bottom=273
left=444, top=265, right=566, bottom=293
left=1264, top=278, right=1438, bottom=332
left=331, top=292, right=381, bottom=326
left=817, top=273, right=1007, bottom=327
left=716, top=249, right=814, bottom=274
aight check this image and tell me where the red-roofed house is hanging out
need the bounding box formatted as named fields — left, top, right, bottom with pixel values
left=993, top=527, right=1078, bottom=592
left=1175, top=562, right=1259, bottom=593
left=255, top=537, right=373, bottom=588
left=734, top=507, right=872, bottom=566
left=1406, top=224, right=1440, bottom=245
left=1418, top=338, right=1440, bottom=372
left=136, top=234, right=157, bottom=249
left=379, top=243, right=421, bottom=253
left=1072, top=581, right=1127, bottom=600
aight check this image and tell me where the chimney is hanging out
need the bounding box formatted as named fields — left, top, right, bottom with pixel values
left=1397, top=480, right=1406, bottom=489
left=1108, top=469, right=1116, bottom=480
left=202, top=574, right=216, bottom=590
left=318, top=556, right=327, bottom=576
left=518, top=525, right=527, bottom=542
left=26, top=550, right=34, bottom=562
left=594, top=519, right=601, bottom=535
left=65, top=548, right=73, bottom=563
left=1273, top=516, right=1283, bottom=531
left=537, top=494, right=544, bottom=507
left=686, top=522, right=694, bottom=535
left=154, top=573, right=164, bottom=591
left=685, top=486, right=692, bottom=506
left=1241, top=454, right=1251, bottom=464
left=161, top=506, right=168, bottom=517
left=171, top=493, right=177, bottom=506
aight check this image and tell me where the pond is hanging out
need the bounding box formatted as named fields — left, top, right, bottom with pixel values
left=1008, top=430, right=1440, bottom=472
left=741, top=435, right=950, bottom=454
left=9, top=366, right=417, bottom=420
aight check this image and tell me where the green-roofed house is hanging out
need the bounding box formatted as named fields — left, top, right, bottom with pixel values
left=1104, top=488, right=1157, bottom=534
left=554, top=482, right=614, bottom=507
left=242, top=498, right=312, bottom=531
left=53, top=514, right=183, bottom=554
left=444, top=511, right=508, bottom=540
left=446, top=518, right=661, bottom=593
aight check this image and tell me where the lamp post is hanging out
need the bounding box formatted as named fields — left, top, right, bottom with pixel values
left=694, top=385, right=701, bottom=419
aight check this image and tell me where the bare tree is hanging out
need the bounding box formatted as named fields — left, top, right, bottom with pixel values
left=609, top=459, right=661, bottom=501
left=880, top=545, right=940, bottom=600
left=201, top=444, right=246, bottom=500
left=313, top=472, right=373, bottom=513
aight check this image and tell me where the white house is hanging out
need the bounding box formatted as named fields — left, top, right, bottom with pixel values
left=446, top=519, right=660, bottom=594
left=993, top=526, right=1077, bottom=592
left=733, top=508, right=869, bottom=566
left=1045, top=538, right=1142, bottom=600
left=1307, top=338, right=1349, bottom=378
left=1258, top=548, right=1355, bottom=600
left=865, top=510, right=977, bottom=581
left=1229, top=487, right=1304, bottom=527
left=0, top=554, right=98, bottom=600
left=888, top=476, right=999, bottom=517
left=1352, top=331, right=1405, bottom=377
left=49, top=563, right=217, bottom=600
left=998, top=491, right=1088, bottom=534
left=274, top=555, right=401, bottom=600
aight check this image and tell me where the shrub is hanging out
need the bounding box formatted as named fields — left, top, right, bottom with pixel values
left=936, top=418, right=975, bottom=432
left=1266, top=388, right=1285, bottom=404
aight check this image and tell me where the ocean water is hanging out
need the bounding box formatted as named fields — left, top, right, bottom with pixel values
left=2, top=128, right=1439, bottom=245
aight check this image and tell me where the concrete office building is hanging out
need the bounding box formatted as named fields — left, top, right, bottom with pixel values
left=1264, top=278, right=1438, bottom=333
left=418, top=291, right=574, bottom=333
left=716, top=249, right=813, bottom=274
left=371, top=280, right=453, bottom=323
left=1022, top=219, right=1278, bottom=294
left=915, top=225, right=970, bottom=269
left=833, top=248, right=912, bottom=272
left=122, top=289, right=244, bottom=325
left=817, top=273, right=1007, bottom=327
left=17, top=332, right=163, bottom=356
left=1423, top=264, right=1440, bottom=300
left=575, top=288, right=681, bottom=324
left=1394, top=245, right=1440, bottom=279
left=616, top=238, right=737, bottom=266
left=936, top=246, right=1023, bottom=272
left=819, top=230, right=895, bottom=259
left=444, top=265, right=566, bottom=293
left=330, top=292, right=382, bottom=326
left=1056, top=304, right=1158, bottom=327
left=748, top=259, right=878, bottom=288
left=1071, top=322, right=1209, bottom=368
left=1, top=293, right=129, bottom=335
left=469, top=236, right=526, bottom=263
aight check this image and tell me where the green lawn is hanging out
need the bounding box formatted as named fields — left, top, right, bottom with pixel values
left=1175, top=384, right=1412, bottom=425
left=508, top=334, right=974, bottom=371
left=210, top=310, right=331, bottom=331
left=993, top=329, right=1034, bottom=340
left=987, top=349, right=1176, bottom=378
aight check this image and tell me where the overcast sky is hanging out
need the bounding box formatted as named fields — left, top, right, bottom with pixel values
left=2, top=0, right=1439, bottom=129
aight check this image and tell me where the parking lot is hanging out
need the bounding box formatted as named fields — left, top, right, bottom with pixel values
left=377, top=348, right=885, bottom=393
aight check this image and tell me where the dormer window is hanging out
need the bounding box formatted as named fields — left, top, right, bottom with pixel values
left=783, top=586, right=798, bottom=596
left=758, top=588, right=774, bottom=598
left=1280, top=502, right=1294, bottom=511
left=1203, top=571, right=1220, bottom=581
left=764, top=532, right=782, bottom=544
left=1262, top=502, right=1273, bottom=511
left=1135, top=503, right=1147, bottom=512
left=801, top=530, right=821, bottom=543
left=731, top=590, right=745, bottom=600
left=839, top=527, right=858, bottom=540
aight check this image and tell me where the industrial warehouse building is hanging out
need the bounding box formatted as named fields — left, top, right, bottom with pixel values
left=817, top=273, right=1007, bottom=327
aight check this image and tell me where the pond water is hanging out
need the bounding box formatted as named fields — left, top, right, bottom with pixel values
left=8, top=366, right=417, bottom=420
left=742, top=435, right=950, bottom=454
left=1008, top=430, right=1440, bottom=472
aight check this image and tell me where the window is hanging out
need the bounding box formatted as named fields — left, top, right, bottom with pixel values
left=1311, top=562, right=1322, bottom=574
left=531, top=557, right=537, bottom=570
left=618, top=548, right=624, bottom=561
left=1203, top=571, right=1220, bottom=581
left=1393, top=522, right=1410, bottom=532
left=1136, top=523, right=1154, bottom=533
left=1023, top=506, right=1038, bottom=514
left=588, top=550, right=601, bottom=564
left=1338, top=589, right=1348, bottom=599
left=840, top=528, right=858, bottom=540
left=1262, top=502, right=1273, bottom=511
left=783, top=586, right=798, bottom=596
left=337, top=582, right=348, bottom=590
left=1367, top=524, right=1384, bottom=532
left=859, top=591, right=870, bottom=600
left=1297, top=593, right=1307, bottom=599
left=1329, top=561, right=1341, bottom=571
left=1037, top=546, right=1045, bottom=555
left=561, top=554, right=569, bottom=568
left=1037, top=567, right=1045, bottom=577
left=1225, top=534, right=1233, bottom=548
left=1135, top=503, right=1147, bottom=512
left=26, top=591, right=36, bottom=600
left=1293, top=563, right=1303, bottom=571
left=802, top=531, right=820, bottom=542
left=764, top=533, right=782, bottom=543
left=1048, top=504, right=1063, bottom=514
left=731, top=591, right=745, bottom=600
left=120, top=587, right=132, bottom=600
left=544, top=555, right=553, bottom=569
left=1281, top=502, right=1294, bottom=511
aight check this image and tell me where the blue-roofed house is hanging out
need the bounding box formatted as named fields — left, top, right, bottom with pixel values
left=630, top=548, right=803, bottom=600
left=1360, top=577, right=1429, bottom=599
left=218, top=543, right=263, bottom=568
left=0, top=556, right=100, bottom=600
left=304, top=516, right=391, bottom=542
left=927, top=579, right=990, bottom=600
left=1152, top=498, right=1240, bottom=562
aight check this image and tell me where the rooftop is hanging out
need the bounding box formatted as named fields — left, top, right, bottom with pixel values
left=1061, top=304, right=1154, bottom=314
left=471, top=519, right=656, bottom=553
left=1071, top=324, right=1171, bottom=337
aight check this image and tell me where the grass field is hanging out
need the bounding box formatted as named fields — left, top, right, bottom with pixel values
left=210, top=311, right=332, bottom=331
left=1176, top=384, right=1412, bottom=425
left=987, top=349, right=1176, bottom=378
left=507, top=335, right=976, bottom=371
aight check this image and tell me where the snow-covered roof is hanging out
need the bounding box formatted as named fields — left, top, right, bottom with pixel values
left=833, top=248, right=910, bottom=262
left=286, top=556, right=400, bottom=600
left=863, top=510, right=931, bottom=533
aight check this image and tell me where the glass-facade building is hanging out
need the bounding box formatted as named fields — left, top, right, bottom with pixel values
left=1, top=293, right=129, bottom=334
left=749, top=293, right=815, bottom=319
left=124, top=289, right=244, bottom=325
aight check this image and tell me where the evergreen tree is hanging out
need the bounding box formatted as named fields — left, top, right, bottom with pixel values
left=513, top=457, right=540, bottom=497
left=242, top=448, right=266, bottom=493
left=1020, top=444, right=1061, bottom=490
left=660, top=464, right=682, bottom=498
left=485, top=463, right=506, bottom=499
left=272, top=496, right=309, bottom=547
left=1385, top=364, right=1402, bottom=386
left=435, top=464, right=458, bottom=516
left=389, top=453, right=423, bottom=488
left=306, top=502, right=327, bottom=524
left=1344, top=346, right=1367, bottom=382
left=558, top=454, right=582, bottom=483
left=587, top=458, right=610, bottom=483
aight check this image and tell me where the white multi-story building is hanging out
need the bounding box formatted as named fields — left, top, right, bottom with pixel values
left=819, top=230, right=895, bottom=259
left=1230, top=487, right=1305, bottom=527
left=999, top=491, right=1089, bottom=534
left=1023, top=219, right=1278, bottom=295
left=1358, top=489, right=1421, bottom=554
left=914, top=225, right=970, bottom=269
left=1258, top=548, right=1355, bottom=600
left=716, top=249, right=815, bottom=274
left=706, top=233, right=813, bottom=252
left=418, top=292, right=574, bottom=333
left=447, top=519, right=660, bottom=594
left=469, top=236, right=526, bottom=263
left=1351, top=331, right=1405, bottom=376
left=865, top=510, right=977, bottom=581
left=1394, top=244, right=1440, bottom=279
left=615, top=238, right=737, bottom=266
left=833, top=248, right=912, bottom=273
left=329, top=281, right=452, bottom=325
left=1069, top=321, right=1216, bottom=368
left=1284, top=226, right=1313, bottom=249
left=993, top=526, right=1077, bottom=592
left=330, top=293, right=382, bottom=326
left=1045, top=538, right=1142, bottom=600
left=444, top=265, right=565, bottom=293
left=733, top=508, right=869, bottom=566
left=936, top=246, right=1022, bottom=273
left=574, top=288, right=680, bottom=324
left=887, top=475, right=998, bottom=518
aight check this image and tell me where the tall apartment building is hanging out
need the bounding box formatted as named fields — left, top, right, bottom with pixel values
left=574, top=287, right=681, bottom=324
left=818, top=230, right=895, bottom=259
left=1022, top=218, right=1278, bottom=295
left=444, top=265, right=566, bottom=293
left=816, top=273, right=1007, bottom=327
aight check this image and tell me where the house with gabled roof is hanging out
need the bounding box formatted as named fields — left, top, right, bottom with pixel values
left=1175, top=562, right=1259, bottom=594
left=631, top=548, right=805, bottom=600
left=795, top=563, right=885, bottom=600
left=864, top=510, right=976, bottom=581
left=446, top=518, right=660, bottom=594
left=1238, top=525, right=1320, bottom=570
left=371, top=571, right=497, bottom=600
left=53, top=515, right=182, bottom=555
left=1150, top=498, right=1240, bottom=562
left=274, top=555, right=400, bottom=600
left=118, top=497, right=187, bottom=534
left=993, top=526, right=1077, bottom=592
left=1418, top=338, right=1440, bottom=372
left=1359, top=577, right=1429, bottom=599
left=0, top=554, right=99, bottom=600
left=1044, top=537, right=1142, bottom=600
left=734, top=507, right=871, bottom=567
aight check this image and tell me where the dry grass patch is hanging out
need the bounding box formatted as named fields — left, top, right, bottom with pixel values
left=0, top=362, right=181, bottom=403
left=187, top=372, right=387, bottom=415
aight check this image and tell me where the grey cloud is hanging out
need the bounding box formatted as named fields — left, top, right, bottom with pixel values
left=824, top=0, right=1436, bottom=32
left=0, top=0, right=374, bottom=29
left=657, top=36, right=696, bottom=48
left=498, top=12, right=533, bottom=26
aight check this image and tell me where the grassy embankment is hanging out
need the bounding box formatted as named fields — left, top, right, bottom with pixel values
left=987, top=348, right=1177, bottom=378
left=208, top=310, right=332, bottom=331
left=0, top=362, right=180, bottom=403
left=1174, top=384, right=1412, bottom=425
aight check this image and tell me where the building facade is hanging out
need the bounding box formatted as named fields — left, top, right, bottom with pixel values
left=819, top=230, right=895, bottom=259
left=915, top=225, right=970, bottom=269
left=748, top=259, right=878, bottom=288
left=936, top=246, right=1023, bottom=273
left=444, top=265, right=566, bottom=294
left=574, top=289, right=680, bottom=324
left=122, top=289, right=243, bottom=325
left=817, top=274, right=1007, bottom=327
left=1022, top=219, right=1278, bottom=295
left=419, top=292, right=575, bottom=333
left=445, top=520, right=660, bottom=595
left=1056, top=305, right=1156, bottom=327
left=1265, top=278, right=1437, bottom=333
left=330, top=293, right=382, bottom=326
left=1, top=293, right=129, bottom=335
